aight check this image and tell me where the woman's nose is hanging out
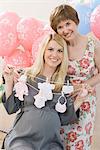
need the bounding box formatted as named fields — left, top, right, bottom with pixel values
left=52, top=50, right=58, bottom=56
left=62, top=27, right=69, bottom=33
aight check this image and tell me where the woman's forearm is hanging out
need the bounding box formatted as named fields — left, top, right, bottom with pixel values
left=74, top=97, right=83, bottom=111
left=85, top=73, right=100, bottom=87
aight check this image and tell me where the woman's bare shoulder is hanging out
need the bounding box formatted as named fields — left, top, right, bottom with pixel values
left=87, top=32, right=100, bottom=49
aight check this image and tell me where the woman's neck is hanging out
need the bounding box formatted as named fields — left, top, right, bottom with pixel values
left=42, top=66, right=56, bottom=81
left=67, top=33, right=83, bottom=47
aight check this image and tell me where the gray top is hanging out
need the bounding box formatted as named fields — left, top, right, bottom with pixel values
left=2, top=75, right=78, bottom=150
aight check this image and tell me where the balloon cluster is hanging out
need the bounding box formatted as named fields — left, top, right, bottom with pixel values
left=90, top=5, right=100, bottom=39
left=0, top=0, right=99, bottom=69
left=0, top=11, right=53, bottom=68
left=0, top=12, right=20, bottom=57
left=74, top=0, right=100, bottom=37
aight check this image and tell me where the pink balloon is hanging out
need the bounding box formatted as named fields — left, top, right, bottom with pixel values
left=90, top=5, right=100, bottom=39
left=0, top=11, right=20, bottom=26
left=17, top=17, right=44, bottom=51
left=32, top=23, right=54, bottom=61
left=0, top=11, right=20, bottom=56
left=4, top=49, right=33, bottom=68
left=43, top=23, right=54, bottom=35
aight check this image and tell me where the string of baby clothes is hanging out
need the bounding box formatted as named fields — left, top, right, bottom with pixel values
left=26, top=76, right=73, bottom=95
left=31, top=76, right=71, bottom=86
left=13, top=74, right=74, bottom=113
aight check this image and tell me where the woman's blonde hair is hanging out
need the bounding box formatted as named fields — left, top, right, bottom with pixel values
left=26, top=33, right=68, bottom=91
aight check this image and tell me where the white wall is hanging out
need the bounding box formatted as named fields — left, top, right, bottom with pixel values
left=0, top=0, right=73, bottom=22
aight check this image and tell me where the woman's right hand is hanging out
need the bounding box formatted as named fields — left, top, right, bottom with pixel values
left=3, top=65, right=20, bottom=99
left=3, top=65, right=20, bottom=84
left=3, top=65, right=15, bottom=82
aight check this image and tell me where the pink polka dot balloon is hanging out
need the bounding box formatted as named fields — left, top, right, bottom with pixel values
left=0, top=11, right=20, bottom=56
left=32, top=23, right=54, bottom=62
left=4, top=49, right=33, bottom=68
left=90, top=5, right=100, bottom=39
left=17, top=17, right=44, bottom=51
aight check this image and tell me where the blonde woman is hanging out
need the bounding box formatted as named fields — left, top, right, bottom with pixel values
left=2, top=33, right=82, bottom=150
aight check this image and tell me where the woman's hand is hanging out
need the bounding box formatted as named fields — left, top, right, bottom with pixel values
left=74, top=95, right=86, bottom=111
left=70, top=83, right=83, bottom=99
left=3, top=65, right=15, bottom=83
left=72, top=83, right=93, bottom=111
left=71, top=82, right=94, bottom=98
left=3, top=65, right=20, bottom=84
left=3, top=65, right=21, bottom=99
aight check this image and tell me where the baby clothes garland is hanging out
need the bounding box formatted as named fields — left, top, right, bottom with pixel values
left=62, top=80, right=74, bottom=94
left=34, top=81, right=55, bottom=108
left=55, top=81, right=74, bottom=113
left=13, top=75, right=75, bottom=113
left=55, top=91, right=67, bottom=113
left=13, top=75, right=28, bottom=101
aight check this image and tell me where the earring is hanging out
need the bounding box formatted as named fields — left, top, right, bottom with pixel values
left=55, top=92, right=67, bottom=113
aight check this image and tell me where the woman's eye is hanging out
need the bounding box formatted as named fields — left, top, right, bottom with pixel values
left=48, top=48, right=53, bottom=51
left=57, top=26, right=62, bottom=30
left=58, top=49, right=63, bottom=53
left=66, top=22, right=70, bottom=26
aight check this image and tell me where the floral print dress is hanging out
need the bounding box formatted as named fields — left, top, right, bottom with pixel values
left=60, top=36, right=97, bottom=150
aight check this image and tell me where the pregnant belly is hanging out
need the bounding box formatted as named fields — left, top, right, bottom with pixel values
left=14, top=106, right=61, bottom=136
